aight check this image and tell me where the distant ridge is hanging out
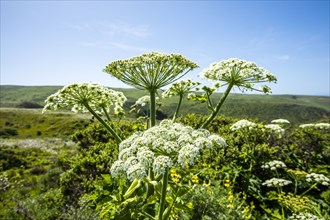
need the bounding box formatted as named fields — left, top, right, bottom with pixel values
left=1, top=85, right=329, bottom=124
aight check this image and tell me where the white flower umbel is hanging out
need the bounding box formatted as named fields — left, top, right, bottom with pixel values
left=134, top=95, right=160, bottom=107
left=299, top=123, right=330, bottom=130
left=110, top=120, right=226, bottom=180
left=271, top=119, right=290, bottom=124
left=306, top=173, right=330, bottom=186
left=162, top=79, right=201, bottom=98
left=262, top=178, right=292, bottom=187
left=162, top=79, right=201, bottom=121
left=200, top=58, right=277, bottom=93
left=230, top=119, right=257, bottom=131
left=265, top=124, right=285, bottom=137
left=200, top=58, right=277, bottom=128
left=261, top=160, right=287, bottom=171
left=42, top=83, right=126, bottom=115
left=288, top=212, right=321, bottom=220
left=104, top=52, right=198, bottom=127
left=103, top=52, right=198, bottom=91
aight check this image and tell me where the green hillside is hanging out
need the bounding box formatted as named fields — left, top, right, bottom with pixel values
left=0, top=85, right=329, bottom=124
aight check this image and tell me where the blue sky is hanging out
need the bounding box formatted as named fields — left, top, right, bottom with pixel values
left=1, top=1, right=329, bottom=95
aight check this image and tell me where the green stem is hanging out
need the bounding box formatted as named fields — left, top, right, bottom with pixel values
left=200, top=82, right=234, bottom=129
left=149, top=89, right=157, bottom=128
left=172, top=95, right=183, bottom=122
left=301, top=183, right=318, bottom=196
left=84, top=103, right=122, bottom=144
left=158, top=168, right=169, bottom=220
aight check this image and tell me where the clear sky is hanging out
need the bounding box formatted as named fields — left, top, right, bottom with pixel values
left=1, top=1, right=329, bottom=95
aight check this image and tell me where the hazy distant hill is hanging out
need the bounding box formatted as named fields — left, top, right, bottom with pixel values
left=1, top=85, right=329, bottom=124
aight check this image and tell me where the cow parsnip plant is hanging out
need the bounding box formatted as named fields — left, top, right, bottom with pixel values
left=42, top=52, right=283, bottom=220
left=199, top=58, right=277, bottom=128
left=43, top=83, right=126, bottom=143
left=103, top=52, right=198, bottom=127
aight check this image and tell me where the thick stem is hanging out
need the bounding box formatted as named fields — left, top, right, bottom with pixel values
left=200, top=83, right=234, bottom=129
left=158, top=168, right=169, bottom=220
left=84, top=103, right=122, bottom=144
left=149, top=89, right=157, bottom=128
left=172, top=95, right=183, bottom=122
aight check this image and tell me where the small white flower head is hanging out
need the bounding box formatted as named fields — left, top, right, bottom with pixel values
left=230, top=119, right=256, bottom=131
left=271, top=119, right=290, bottom=124
left=261, top=160, right=287, bottom=170
left=200, top=58, right=277, bottom=93
left=306, top=173, right=330, bottom=186
left=177, top=144, right=201, bottom=167
left=264, top=124, right=285, bottom=136
left=262, top=178, right=292, bottom=187
left=137, top=147, right=155, bottom=166
left=162, top=79, right=201, bottom=98
left=209, top=135, right=227, bottom=148
left=42, top=83, right=127, bottom=116
left=153, top=156, right=173, bottom=174
left=127, top=163, right=147, bottom=181
left=299, top=123, right=330, bottom=130
left=134, top=95, right=160, bottom=107
left=110, top=160, right=125, bottom=177
left=288, top=212, right=320, bottom=220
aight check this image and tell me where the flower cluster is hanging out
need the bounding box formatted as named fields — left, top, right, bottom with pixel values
left=200, top=58, right=277, bottom=93
left=110, top=120, right=226, bottom=180
left=162, top=79, right=201, bottom=98
left=42, top=83, right=127, bottom=115
left=299, top=123, right=330, bottom=130
left=261, top=160, right=287, bottom=170
left=230, top=119, right=257, bottom=131
left=306, top=173, right=330, bottom=186
left=262, top=178, right=292, bottom=187
left=264, top=124, right=285, bottom=136
left=271, top=119, right=290, bottom=124
left=134, top=95, right=160, bottom=107
left=278, top=193, right=313, bottom=213
left=288, top=212, right=320, bottom=220
left=103, top=52, right=199, bottom=90
left=0, top=173, right=10, bottom=192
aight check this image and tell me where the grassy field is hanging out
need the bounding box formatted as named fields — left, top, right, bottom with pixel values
left=0, top=108, right=90, bottom=139
left=1, top=85, right=329, bottom=124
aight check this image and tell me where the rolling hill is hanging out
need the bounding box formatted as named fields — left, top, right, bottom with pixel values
left=1, top=85, right=329, bottom=124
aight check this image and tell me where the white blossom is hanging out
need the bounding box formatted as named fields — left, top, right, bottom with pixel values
left=103, top=52, right=199, bottom=90
left=288, top=212, right=321, bottom=220
left=306, top=173, right=330, bottom=186
left=42, top=83, right=127, bottom=115
left=162, top=79, right=201, bottom=98
left=265, top=124, right=285, bottom=136
left=230, top=119, right=256, bottom=131
left=299, top=123, right=330, bottom=130
left=110, top=119, right=226, bottom=180
left=200, top=58, right=276, bottom=93
left=134, top=95, right=160, bottom=107
left=262, top=178, right=292, bottom=187
left=261, top=160, right=287, bottom=170
left=271, top=119, right=290, bottom=124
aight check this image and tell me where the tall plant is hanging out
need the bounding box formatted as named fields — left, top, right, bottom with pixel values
left=103, top=52, right=198, bottom=127
left=199, top=58, right=277, bottom=128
